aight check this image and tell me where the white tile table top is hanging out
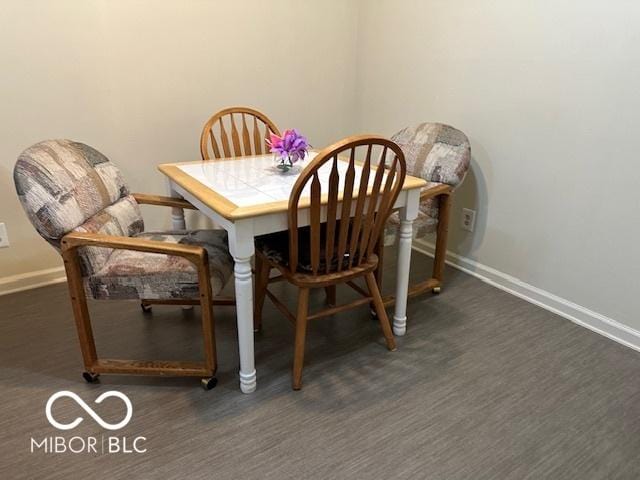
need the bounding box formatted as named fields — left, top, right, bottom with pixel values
left=177, top=152, right=377, bottom=208
left=160, top=151, right=427, bottom=220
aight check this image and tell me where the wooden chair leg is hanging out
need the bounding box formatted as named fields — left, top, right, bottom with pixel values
left=254, top=253, right=270, bottom=332
left=197, top=262, right=217, bottom=381
left=62, top=245, right=218, bottom=387
left=432, top=193, right=452, bottom=289
left=62, top=251, right=99, bottom=376
left=324, top=286, right=336, bottom=306
left=365, top=272, right=396, bottom=351
left=369, top=235, right=385, bottom=318
left=292, top=288, right=310, bottom=390
left=373, top=235, right=384, bottom=291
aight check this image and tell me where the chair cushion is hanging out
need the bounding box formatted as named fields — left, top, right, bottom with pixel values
left=14, top=140, right=131, bottom=247
left=84, top=230, right=233, bottom=301
left=391, top=123, right=471, bottom=186
left=256, top=225, right=357, bottom=274
left=73, top=195, right=145, bottom=275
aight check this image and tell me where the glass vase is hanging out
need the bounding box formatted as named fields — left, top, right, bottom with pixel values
left=276, top=154, right=294, bottom=173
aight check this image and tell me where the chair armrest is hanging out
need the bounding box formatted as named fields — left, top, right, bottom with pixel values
left=60, top=232, right=206, bottom=264
left=131, top=193, right=197, bottom=210
left=419, top=183, right=452, bottom=201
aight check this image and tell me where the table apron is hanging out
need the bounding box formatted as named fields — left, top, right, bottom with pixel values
left=169, top=181, right=415, bottom=237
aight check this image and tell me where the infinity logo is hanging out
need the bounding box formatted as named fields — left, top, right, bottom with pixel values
left=45, top=391, right=133, bottom=431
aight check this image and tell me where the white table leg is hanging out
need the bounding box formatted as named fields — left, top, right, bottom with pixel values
left=167, top=181, right=192, bottom=310
left=171, top=208, right=186, bottom=230
left=393, top=189, right=419, bottom=336
left=228, top=221, right=257, bottom=393
left=167, top=180, right=186, bottom=230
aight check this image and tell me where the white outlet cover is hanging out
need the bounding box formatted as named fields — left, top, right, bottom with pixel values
left=0, top=223, right=9, bottom=248
left=461, top=209, right=476, bottom=232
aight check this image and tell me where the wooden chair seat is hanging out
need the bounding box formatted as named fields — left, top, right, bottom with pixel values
left=258, top=248, right=378, bottom=288
left=255, top=223, right=364, bottom=276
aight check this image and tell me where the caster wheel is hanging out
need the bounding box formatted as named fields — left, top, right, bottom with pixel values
left=141, top=302, right=152, bottom=313
left=432, top=287, right=441, bottom=294
left=201, top=377, right=218, bottom=390
left=82, top=371, right=100, bottom=383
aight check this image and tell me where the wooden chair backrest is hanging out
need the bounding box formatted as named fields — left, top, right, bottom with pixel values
left=200, top=106, right=281, bottom=160
left=288, top=135, right=406, bottom=275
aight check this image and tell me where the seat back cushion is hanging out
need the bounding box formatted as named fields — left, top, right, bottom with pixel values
left=72, top=195, right=144, bottom=275
left=14, top=139, right=144, bottom=274
left=385, top=123, right=471, bottom=243
left=391, top=123, right=471, bottom=187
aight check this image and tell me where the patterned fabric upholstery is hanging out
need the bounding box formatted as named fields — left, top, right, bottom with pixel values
left=385, top=123, right=471, bottom=244
left=14, top=139, right=233, bottom=300
left=85, top=230, right=234, bottom=300
left=73, top=195, right=144, bottom=275
left=14, top=139, right=145, bottom=275
left=14, top=140, right=134, bottom=247
left=256, top=225, right=357, bottom=274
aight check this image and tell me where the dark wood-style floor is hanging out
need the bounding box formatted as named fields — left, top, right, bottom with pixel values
left=1, top=249, right=639, bottom=479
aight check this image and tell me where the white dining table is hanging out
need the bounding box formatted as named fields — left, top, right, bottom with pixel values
left=158, top=152, right=426, bottom=393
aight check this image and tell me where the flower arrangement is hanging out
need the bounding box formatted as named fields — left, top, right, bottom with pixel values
left=268, top=129, right=309, bottom=172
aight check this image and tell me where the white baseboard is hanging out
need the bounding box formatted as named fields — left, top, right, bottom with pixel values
left=413, top=240, right=640, bottom=353
left=0, top=266, right=66, bottom=296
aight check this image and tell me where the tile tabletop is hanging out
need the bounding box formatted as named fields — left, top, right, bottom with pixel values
left=159, top=152, right=427, bottom=219
left=177, top=153, right=320, bottom=207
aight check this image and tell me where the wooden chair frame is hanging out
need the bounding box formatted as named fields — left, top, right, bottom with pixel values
left=200, top=106, right=281, bottom=160
left=254, top=135, right=406, bottom=390
left=60, top=194, right=224, bottom=388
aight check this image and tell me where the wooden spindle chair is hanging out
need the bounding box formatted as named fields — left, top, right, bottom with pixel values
left=253, top=135, right=407, bottom=390
left=199, top=107, right=336, bottom=314
left=200, top=106, right=281, bottom=160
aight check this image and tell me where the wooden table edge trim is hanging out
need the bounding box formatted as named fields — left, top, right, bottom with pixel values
left=158, top=163, right=239, bottom=219
left=158, top=162, right=428, bottom=221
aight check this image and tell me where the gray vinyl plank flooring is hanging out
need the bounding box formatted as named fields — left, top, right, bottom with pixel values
left=0, top=249, right=639, bottom=479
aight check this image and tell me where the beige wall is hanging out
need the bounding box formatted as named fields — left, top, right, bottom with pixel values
left=356, top=0, right=640, bottom=330
left=2, top=0, right=639, bottom=335
left=0, top=0, right=359, bottom=277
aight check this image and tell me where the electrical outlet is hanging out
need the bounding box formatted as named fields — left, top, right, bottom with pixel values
left=0, top=223, right=9, bottom=248
left=461, top=209, right=476, bottom=232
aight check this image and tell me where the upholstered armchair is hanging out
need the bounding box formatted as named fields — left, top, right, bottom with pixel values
left=383, top=123, right=471, bottom=297
left=13, top=140, right=234, bottom=389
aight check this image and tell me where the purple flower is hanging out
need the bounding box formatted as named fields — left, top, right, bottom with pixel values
left=268, top=129, right=309, bottom=163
